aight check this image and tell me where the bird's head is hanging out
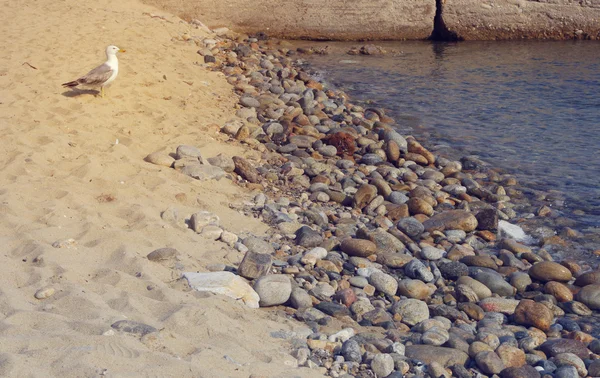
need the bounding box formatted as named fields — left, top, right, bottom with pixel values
left=106, top=45, right=126, bottom=56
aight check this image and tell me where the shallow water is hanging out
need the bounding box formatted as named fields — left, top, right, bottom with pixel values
left=295, top=41, right=600, bottom=231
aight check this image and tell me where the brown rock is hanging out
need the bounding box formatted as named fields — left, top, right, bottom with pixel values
left=407, top=139, right=435, bottom=165
left=147, top=247, right=178, bottom=261
left=513, top=299, right=554, bottom=331
left=406, top=197, right=433, bottom=216
left=384, top=140, right=400, bottom=162
left=574, top=270, right=600, bottom=287
left=233, top=156, right=260, bottom=183
left=237, top=250, right=272, bottom=279
left=496, top=344, right=526, bottom=368
left=332, top=288, right=357, bottom=307
left=386, top=203, right=409, bottom=221
left=544, top=281, right=574, bottom=302
left=500, top=365, right=541, bottom=378
left=405, top=152, right=429, bottom=166
left=340, top=238, right=377, bottom=258
left=540, top=338, right=590, bottom=359
left=397, top=279, right=431, bottom=300
left=529, top=261, right=573, bottom=282
left=458, top=302, right=484, bottom=321
left=353, top=184, right=377, bottom=209
left=460, top=255, right=498, bottom=270
left=423, top=210, right=478, bottom=232
left=499, top=239, right=532, bottom=254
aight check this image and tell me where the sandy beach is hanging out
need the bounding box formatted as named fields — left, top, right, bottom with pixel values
left=0, top=0, right=321, bottom=376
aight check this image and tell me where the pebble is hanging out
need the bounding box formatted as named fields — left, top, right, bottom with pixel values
left=111, top=320, right=157, bottom=337
left=34, top=287, right=56, bottom=300
left=371, top=353, right=394, bottom=377
left=529, top=261, right=573, bottom=282
left=254, top=275, right=292, bottom=307
left=340, top=238, right=377, bottom=258
left=392, top=299, right=429, bottom=326
left=147, top=247, right=178, bottom=262
left=575, top=284, right=600, bottom=309
left=397, top=279, right=431, bottom=300
left=475, top=351, right=506, bottom=375
left=295, top=226, right=324, bottom=248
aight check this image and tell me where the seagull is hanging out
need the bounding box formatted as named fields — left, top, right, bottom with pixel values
left=62, top=45, right=125, bottom=98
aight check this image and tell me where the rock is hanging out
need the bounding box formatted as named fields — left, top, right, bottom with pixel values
left=371, top=353, right=394, bottom=377
left=181, top=164, right=225, bottom=181
left=456, top=276, right=492, bottom=300
left=499, top=239, right=532, bottom=254
left=574, top=270, right=600, bottom=287
left=147, top=247, right=178, bottom=262
left=438, top=261, right=468, bottom=280
left=232, top=156, right=260, bottom=183
left=420, top=245, right=445, bottom=260
left=496, top=344, right=526, bottom=368
left=421, top=327, right=450, bottom=346
left=353, top=184, right=377, bottom=209
left=478, top=298, right=519, bottom=314
left=369, top=271, right=398, bottom=296
left=510, top=271, right=532, bottom=293
left=575, top=284, right=600, bottom=310
left=529, top=261, right=573, bottom=282
left=407, top=197, right=434, bottom=216
left=498, top=220, right=529, bottom=242
left=554, top=366, right=580, bottom=378
left=111, top=320, right=157, bottom=337
left=144, top=151, right=174, bottom=167
left=240, top=96, right=260, bottom=108
left=242, top=236, right=274, bottom=254
left=183, top=271, right=260, bottom=308
left=397, top=279, right=431, bottom=300
left=540, top=338, right=590, bottom=359
left=341, top=339, right=362, bottom=363
left=500, top=365, right=541, bottom=378
left=476, top=208, right=498, bottom=230
left=405, top=345, right=469, bottom=368
left=34, top=287, right=56, bottom=300
left=340, top=238, right=377, bottom=257
left=455, top=284, right=479, bottom=303
left=552, top=353, right=587, bottom=377
left=422, top=210, right=478, bottom=232
left=301, top=247, right=328, bottom=266
left=207, top=154, right=235, bottom=172
left=332, top=288, right=357, bottom=307
left=404, top=259, right=434, bottom=282
left=175, top=145, right=203, bottom=161
left=253, top=275, right=292, bottom=307
left=295, top=226, right=323, bottom=248
left=237, top=250, right=273, bottom=279
left=201, top=225, right=223, bottom=240
left=475, top=351, right=505, bottom=375
left=190, top=211, right=220, bottom=232
left=439, top=0, right=600, bottom=41
left=545, top=281, right=573, bottom=302
left=513, top=299, right=554, bottom=331
left=314, top=301, right=350, bottom=317
left=396, top=217, right=424, bottom=237
left=392, top=299, right=429, bottom=326
left=474, top=270, right=515, bottom=297
left=290, top=287, right=312, bottom=309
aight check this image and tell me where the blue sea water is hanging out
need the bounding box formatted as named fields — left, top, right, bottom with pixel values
left=296, top=41, right=600, bottom=232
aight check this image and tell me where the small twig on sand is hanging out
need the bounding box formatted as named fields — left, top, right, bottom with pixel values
left=142, top=12, right=174, bottom=23
left=22, top=62, right=38, bottom=70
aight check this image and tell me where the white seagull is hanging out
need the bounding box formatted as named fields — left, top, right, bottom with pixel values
left=62, top=45, right=125, bottom=98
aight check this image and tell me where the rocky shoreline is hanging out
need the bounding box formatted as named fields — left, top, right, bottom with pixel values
left=145, top=25, right=600, bottom=377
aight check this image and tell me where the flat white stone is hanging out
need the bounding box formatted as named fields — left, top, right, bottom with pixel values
left=183, top=271, right=259, bottom=308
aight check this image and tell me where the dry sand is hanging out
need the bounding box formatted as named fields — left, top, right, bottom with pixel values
left=0, top=0, right=322, bottom=376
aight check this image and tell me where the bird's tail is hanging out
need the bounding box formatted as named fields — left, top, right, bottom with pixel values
left=62, top=81, right=79, bottom=88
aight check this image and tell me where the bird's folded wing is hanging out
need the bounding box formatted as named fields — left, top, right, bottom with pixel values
left=77, top=63, right=113, bottom=85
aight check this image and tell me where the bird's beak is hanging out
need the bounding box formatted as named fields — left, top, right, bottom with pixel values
left=119, top=49, right=126, bottom=53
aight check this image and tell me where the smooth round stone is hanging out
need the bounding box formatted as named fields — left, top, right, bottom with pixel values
left=340, top=238, right=377, bottom=258
left=240, top=96, right=260, bottom=108
left=478, top=298, right=520, bottom=314
left=349, top=276, right=369, bottom=288
left=407, top=197, right=434, bottom=216
left=474, top=271, right=516, bottom=297
left=397, top=279, right=431, bottom=300
left=290, top=287, right=312, bottom=309
left=371, top=353, right=394, bottom=377
left=279, top=143, right=298, bottom=153
left=495, top=344, right=526, bottom=368
left=242, top=236, right=274, bottom=254
left=545, top=281, right=573, bottom=302
left=254, top=275, right=292, bottom=307
left=360, top=153, right=384, bottom=165
left=513, top=299, right=554, bottom=331
left=295, top=226, right=324, bottom=248
left=420, top=246, right=445, bottom=260
left=575, top=284, right=600, bottom=309
left=456, top=276, right=492, bottom=300
left=369, top=271, right=398, bottom=296
left=554, top=365, right=580, bottom=378
left=318, top=145, right=338, bottom=157
left=392, top=299, right=429, bottom=326
left=421, top=327, right=450, bottom=346
left=475, top=351, right=506, bottom=375
left=552, top=353, right=587, bottom=377
left=397, top=217, right=424, bottom=237
left=529, top=261, right=573, bottom=282
left=445, top=229, right=467, bottom=242
left=34, top=287, right=56, bottom=300
left=574, top=270, right=600, bottom=287
left=147, top=247, right=178, bottom=262
left=175, top=144, right=203, bottom=160
left=510, top=271, right=533, bottom=293
left=387, top=193, right=409, bottom=209
left=422, top=210, right=478, bottom=232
